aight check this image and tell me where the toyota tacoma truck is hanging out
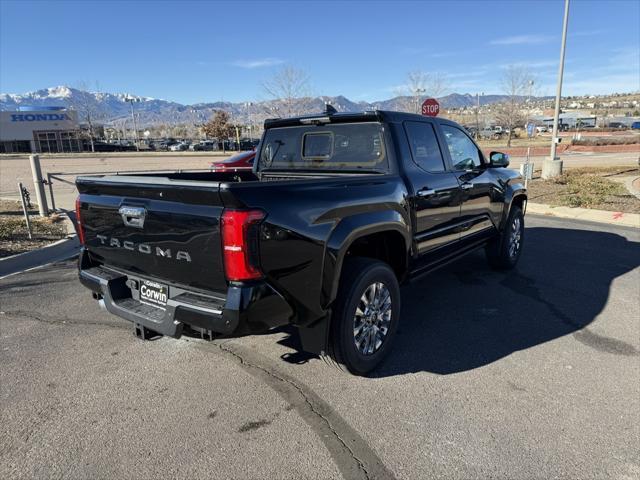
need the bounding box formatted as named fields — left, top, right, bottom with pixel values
left=76, top=108, right=526, bottom=375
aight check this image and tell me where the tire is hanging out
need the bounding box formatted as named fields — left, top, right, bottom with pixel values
left=328, top=257, right=401, bottom=376
left=486, top=205, right=524, bottom=270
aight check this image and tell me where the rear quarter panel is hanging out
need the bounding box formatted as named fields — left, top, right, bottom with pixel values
left=226, top=175, right=410, bottom=324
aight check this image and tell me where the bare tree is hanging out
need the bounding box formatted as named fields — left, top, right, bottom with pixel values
left=67, top=81, right=105, bottom=152
left=494, top=66, right=535, bottom=147
left=263, top=66, right=312, bottom=117
left=395, top=70, right=448, bottom=113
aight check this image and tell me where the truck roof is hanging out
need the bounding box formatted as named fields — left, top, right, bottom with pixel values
left=263, top=109, right=457, bottom=129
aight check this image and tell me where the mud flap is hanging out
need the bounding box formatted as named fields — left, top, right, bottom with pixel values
left=297, top=313, right=331, bottom=356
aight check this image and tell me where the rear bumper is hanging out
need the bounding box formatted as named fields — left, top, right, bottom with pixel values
left=78, top=249, right=293, bottom=338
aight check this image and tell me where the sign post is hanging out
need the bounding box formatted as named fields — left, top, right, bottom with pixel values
left=18, top=182, right=33, bottom=240
left=29, top=154, right=48, bottom=217
left=520, top=147, right=534, bottom=189
left=421, top=98, right=440, bottom=117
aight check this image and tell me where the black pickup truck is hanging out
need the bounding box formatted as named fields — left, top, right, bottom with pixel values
left=76, top=109, right=526, bottom=375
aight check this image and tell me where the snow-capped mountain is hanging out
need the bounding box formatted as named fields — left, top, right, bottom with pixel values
left=0, top=86, right=527, bottom=127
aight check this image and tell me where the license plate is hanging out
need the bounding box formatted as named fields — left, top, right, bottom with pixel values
left=139, top=280, right=168, bottom=309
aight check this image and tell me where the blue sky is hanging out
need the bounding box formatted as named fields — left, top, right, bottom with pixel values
left=1, top=0, right=638, bottom=104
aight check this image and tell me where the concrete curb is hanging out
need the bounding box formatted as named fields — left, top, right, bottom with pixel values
left=527, top=202, right=639, bottom=228
left=0, top=235, right=80, bottom=279
left=626, top=177, right=640, bottom=200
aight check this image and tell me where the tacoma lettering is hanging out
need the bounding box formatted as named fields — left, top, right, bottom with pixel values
left=94, top=235, right=191, bottom=262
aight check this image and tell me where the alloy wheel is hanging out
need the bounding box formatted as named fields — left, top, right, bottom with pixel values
left=353, top=282, right=392, bottom=355
left=508, top=217, right=522, bottom=258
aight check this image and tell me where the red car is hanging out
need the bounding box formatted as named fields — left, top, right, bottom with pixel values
left=210, top=150, right=255, bottom=172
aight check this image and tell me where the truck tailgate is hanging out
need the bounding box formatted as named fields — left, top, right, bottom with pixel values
left=77, top=175, right=227, bottom=294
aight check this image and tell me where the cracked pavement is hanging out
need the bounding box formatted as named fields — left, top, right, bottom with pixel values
left=1, top=215, right=639, bottom=479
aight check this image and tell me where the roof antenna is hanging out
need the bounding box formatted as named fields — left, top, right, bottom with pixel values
left=324, top=102, right=337, bottom=115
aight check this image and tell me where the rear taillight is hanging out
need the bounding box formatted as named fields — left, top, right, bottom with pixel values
left=221, top=209, right=265, bottom=281
left=75, top=196, right=85, bottom=245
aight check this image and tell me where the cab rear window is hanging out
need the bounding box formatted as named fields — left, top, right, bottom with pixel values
left=259, top=122, right=387, bottom=172
left=303, top=132, right=333, bottom=159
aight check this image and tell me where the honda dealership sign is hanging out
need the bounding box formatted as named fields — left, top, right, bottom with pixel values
left=10, top=112, right=72, bottom=122
left=0, top=109, right=79, bottom=141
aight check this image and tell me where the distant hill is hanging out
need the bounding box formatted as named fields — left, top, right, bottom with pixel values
left=0, top=85, right=547, bottom=127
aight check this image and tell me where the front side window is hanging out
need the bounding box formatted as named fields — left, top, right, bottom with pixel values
left=404, top=122, right=445, bottom=172
left=259, top=122, right=387, bottom=172
left=441, top=125, right=482, bottom=171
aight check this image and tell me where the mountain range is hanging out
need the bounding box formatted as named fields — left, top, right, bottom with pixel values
left=0, top=86, right=545, bottom=127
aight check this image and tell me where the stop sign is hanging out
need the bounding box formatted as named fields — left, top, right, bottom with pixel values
left=421, top=98, right=440, bottom=117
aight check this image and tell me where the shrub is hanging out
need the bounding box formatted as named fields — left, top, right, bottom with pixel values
left=571, top=135, right=640, bottom=146
left=550, top=171, right=629, bottom=208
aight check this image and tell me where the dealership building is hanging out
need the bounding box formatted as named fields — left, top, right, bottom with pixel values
left=0, top=106, right=81, bottom=153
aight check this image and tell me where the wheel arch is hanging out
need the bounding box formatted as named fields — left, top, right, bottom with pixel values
left=502, top=188, right=527, bottom=229
left=321, top=209, right=411, bottom=310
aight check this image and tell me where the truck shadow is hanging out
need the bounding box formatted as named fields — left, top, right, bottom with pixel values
left=279, top=225, right=640, bottom=375
left=375, top=225, right=639, bottom=377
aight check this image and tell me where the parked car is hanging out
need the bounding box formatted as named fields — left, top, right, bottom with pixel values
left=631, top=121, right=640, bottom=130
left=75, top=109, right=526, bottom=375
left=463, top=125, right=478, bottom=136
left=535, top=126, right=548, bottom=133
left=608, top=122, right=627, bottom=129
left=83, top=140, right=136, bottom=152
left=151, top=139, right=179, bottom=151
left=210, top=150, right=255, bottom=171
left=479, top=128, right=504, bottom=140
left=190, top=140, right=218, bottom=151
left=169, top=142, right=189, bottom=151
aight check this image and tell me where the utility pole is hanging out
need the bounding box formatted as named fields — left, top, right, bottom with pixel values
left=542, top=0, right=570, bottom=179
left=125, top=95, right=141, bottom=152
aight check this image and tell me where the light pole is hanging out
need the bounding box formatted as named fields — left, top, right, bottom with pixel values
left=527, top=80, right=534, bottom=122
left=414, top=87, right=426, bottom=114
left=542, top=0, right=570, bottom=179
left=245, top=102, right=253, bottom=141
left=125, top=95, right=141, bottom=152
left=475, top=92, right=484, bottom=139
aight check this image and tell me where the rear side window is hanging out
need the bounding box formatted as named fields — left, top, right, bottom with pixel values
left=404, top=122, right=445, bottom=172
left=259, top=122, right=387, bottom=172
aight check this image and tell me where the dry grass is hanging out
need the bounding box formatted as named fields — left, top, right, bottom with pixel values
left=571, top=135, right=639, bottom=146
left=0, top=200, right=68, bottom=258
left=477, top=136, right=549, bottom=149
left=527, top=167, right=640, bottom=213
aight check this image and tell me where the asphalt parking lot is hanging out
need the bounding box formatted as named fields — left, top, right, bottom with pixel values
left=1, top=215, right=639, bottom=479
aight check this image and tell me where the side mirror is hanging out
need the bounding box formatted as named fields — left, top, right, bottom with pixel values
left=489, top=151, right=510, bottom=168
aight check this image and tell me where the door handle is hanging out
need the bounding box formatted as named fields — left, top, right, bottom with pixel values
left=118, top=205, right=146, bottom=229
left=461, top=183, right=474, bottom=190
left=417, top=188, right=436, bottom=197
